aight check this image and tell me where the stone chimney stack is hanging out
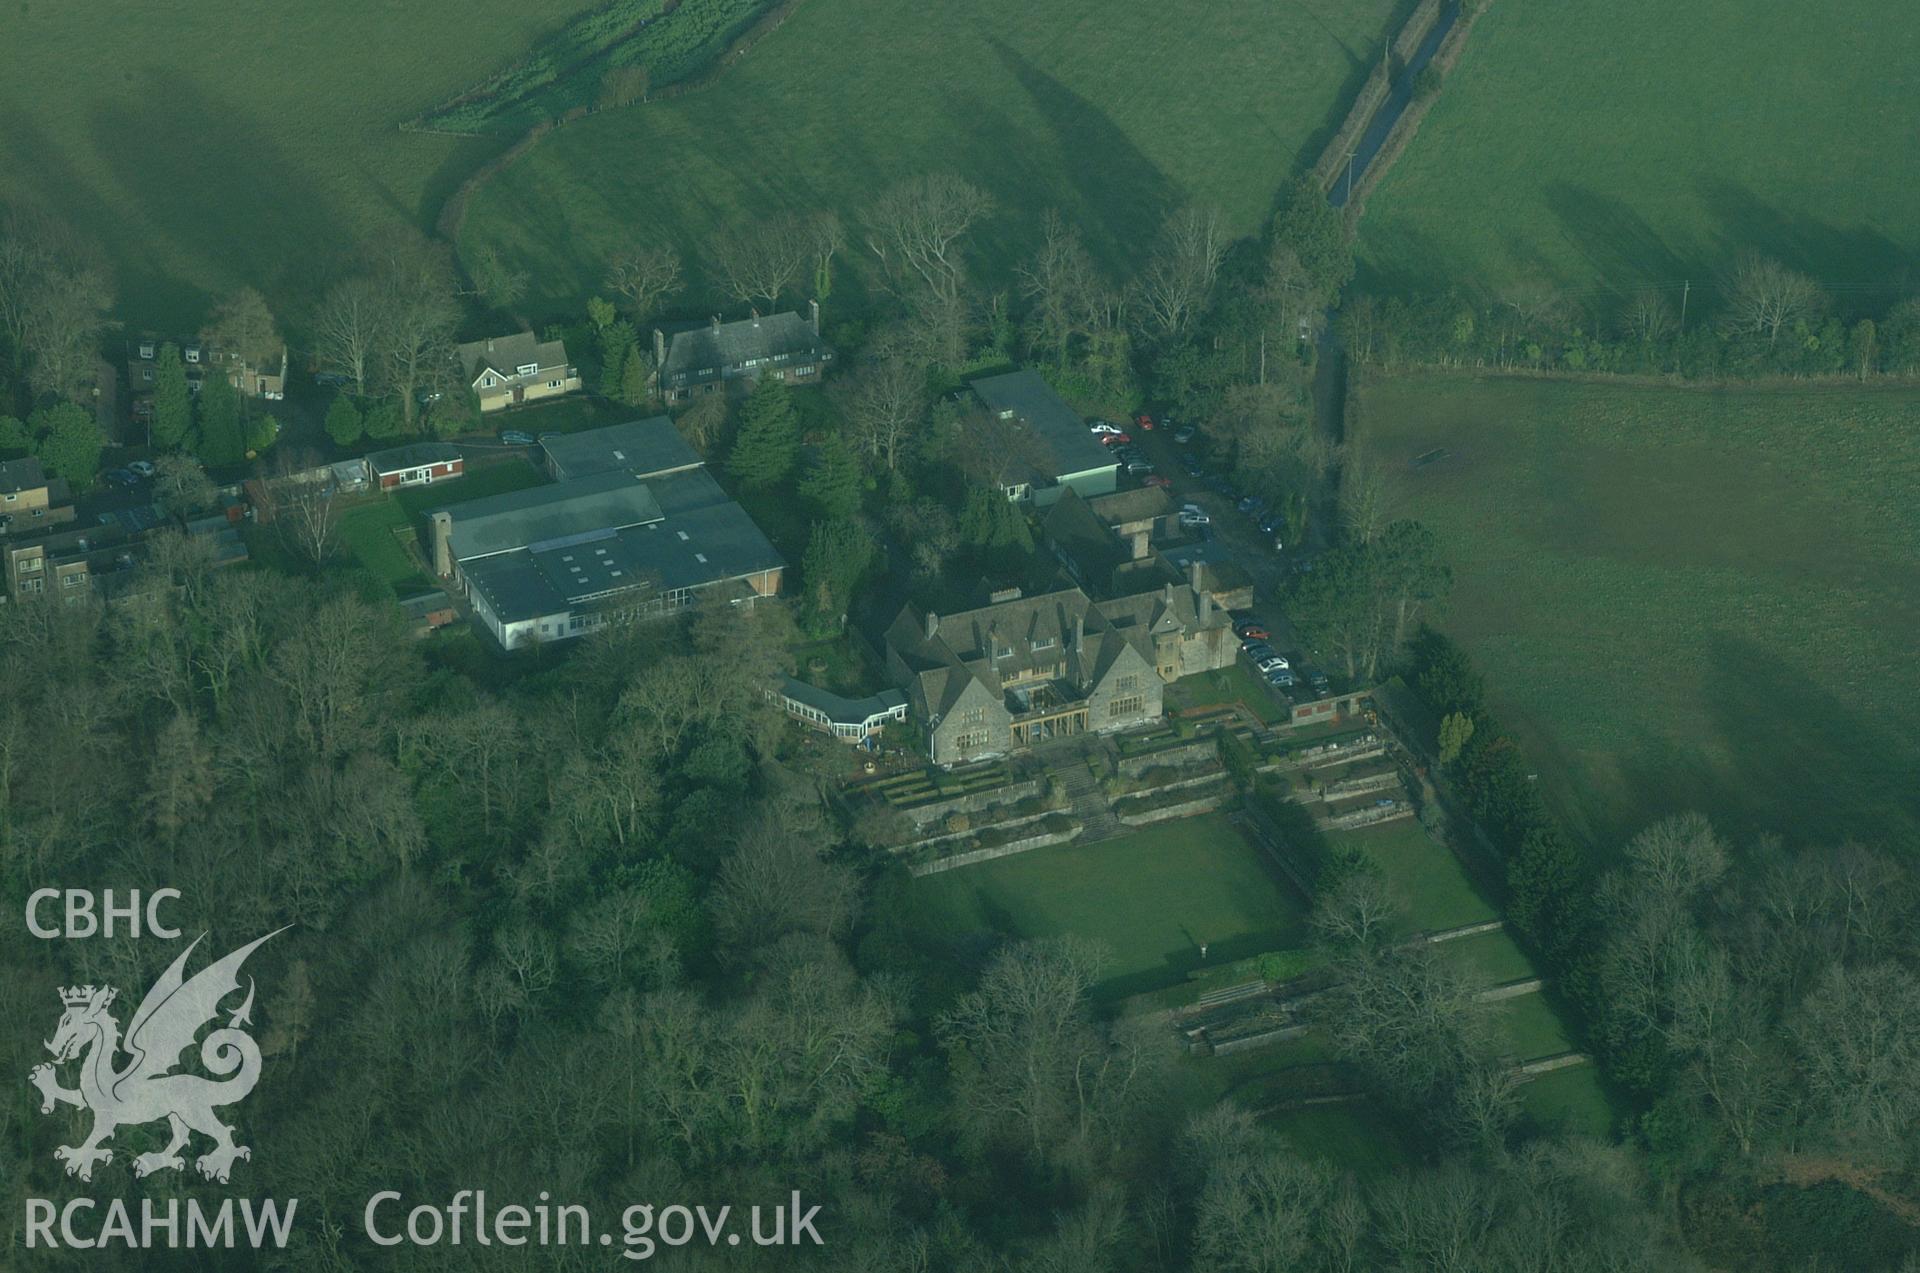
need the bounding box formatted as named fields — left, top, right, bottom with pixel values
left=925, top=610, right=940, bottom=640
left=809, top=298, right=821, bottom=337
left=1192, top=561, right=1211, bottom=622
left=485, top=337, right=495, bottom=354
left=711, top=314, right=722, bottom=331
left=1164, top=580, right=1174, bottom=607
left=653, top=327, right=666, bottom=369
left=1075, top=613, right=1085, bottom=657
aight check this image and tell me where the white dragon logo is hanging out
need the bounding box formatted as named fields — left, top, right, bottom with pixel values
left=29, top=929, right=286, bottom=1184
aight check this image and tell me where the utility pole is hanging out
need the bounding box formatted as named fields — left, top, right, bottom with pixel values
left=1680, top=280, right=1690, bottom=334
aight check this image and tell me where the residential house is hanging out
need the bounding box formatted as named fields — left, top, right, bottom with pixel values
left=127, top=337, right=287, bottom=401
left=776, top=677, right=909, bottom=744
left=540, top=417, right=702, bottom=483
left=366, top=443, right=465, bottom=492
left=456, top=332, right=582, bottom=413
left=427, top=455, right=783, bottom=651
left=968, top=370, right=1118, bottom=507
left=2, top=513, right=245, bottom=604
left=655, top=302, right=831, bottom=403
left=0, top=457, right=76, bottom=536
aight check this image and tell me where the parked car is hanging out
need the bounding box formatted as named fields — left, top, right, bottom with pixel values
left=1257, top=657, right=1289, bottom=676
left=1234, top=620, right=1269, bottom=640
left=128, top=460, right=156, bottom=478
left=499, top=430, right=535, bottom=446
left=1089, top=421, right=1123, bottom=436
left=1236, top=495, right=1259, bottom=514
left=1242, top=641, right=1274, bottom=660
left=1141, top=474, right=1172, bottom=488
left=1134, top=412, right=1156, bottom=431
left=1181, top=453, right=1204, bottom=476
left=1173, top=425, right=1197, bottom=444
left=1259, top=514, right=1282, bottom=535
left=1099, top=432, right=1132, bottom=447
left=1125, top=460, right=1153, bottom=476
left=314, top=371, right=352, bottom=388
left=1309, top=671, right=1330, bottom=695
left=1179, top=512, right=1210, bottom=528
left=1267, top=669, right=1297, bottom=688
left=104, top=468, right=138, bottom=487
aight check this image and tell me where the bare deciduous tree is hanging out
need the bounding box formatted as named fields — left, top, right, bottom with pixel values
left=831, top=350, right=926, bottom=472
left=374, top=241, right=460, bottom=428
left=708, top=214, right=815, bottom=310
left=314, top=276, right=383, bottom=395
left=1723, top=254, right=1824, bottom=345
left=604, top=242, right=684, bottom=322
left=1131, top=204, right=1227, bottom=340
left=1622, top=289, right=1675, bottom=344
left=863, top=173, right=992, bottom=305
left=267, top=450, right=342, bottom=567
left=202, top=287, right=281, bottom=370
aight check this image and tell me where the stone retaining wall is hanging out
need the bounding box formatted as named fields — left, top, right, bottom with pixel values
left=909, top=825, right=1081, bottom=876
left=1117, top=793, right=1228, bottom=827
left=1116, top=738, right=1218, bottom=778
left=901, top=777, right=1045, bottom=831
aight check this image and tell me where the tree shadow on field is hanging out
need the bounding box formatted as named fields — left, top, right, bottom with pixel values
left=1609, top=633, right=1920, bottom=856
left=981, top=40, right=1178, bottom=269
left=87, top=67, right=351, bottom=324
left=1696, top=179, right=1919, bottom=312
left=1541, top=182, right=1699, bottom=295
left=0, top=108, right=213, bottom=331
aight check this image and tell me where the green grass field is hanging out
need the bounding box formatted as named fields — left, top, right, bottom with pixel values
left=336, top=457, right=548, bottom=592
left=918, top=813, right=1307, bottom=998
left=1353, top=372, right=1920, bottom=855
left=0, top=1, right=595, bottom=330
left=461, top=0, right=1406, bottom=315
left=1358, top=1, right=1920, bottom=302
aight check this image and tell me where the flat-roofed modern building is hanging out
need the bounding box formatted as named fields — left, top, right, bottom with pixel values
left=968, top=370, right=1118, bottom=508
left=539, top=416, right=703, bottom=483
left=428, top=441, right=783, bottom=650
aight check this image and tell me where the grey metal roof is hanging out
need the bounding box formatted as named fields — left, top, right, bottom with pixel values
left=969, top=370, right=1116, bottom=481
left=661, top=311, right=824, bottom=380
left=460, top=498, right=783, bottom=624
left=435, top=470, right=663, bottom=563
left=540, top=417, right=702, bottom=482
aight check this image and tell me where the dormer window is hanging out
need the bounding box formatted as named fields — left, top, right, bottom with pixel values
left=137, top=342, right=155, bottom=360
left=184, top=347, right=201, bottom=364
left=516, top=363, right=539, bottom=376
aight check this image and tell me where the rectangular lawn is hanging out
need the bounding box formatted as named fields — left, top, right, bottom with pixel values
left=1329, top=819, right=1499, bottom=934
left=918, top=813, right=1306, bottom=998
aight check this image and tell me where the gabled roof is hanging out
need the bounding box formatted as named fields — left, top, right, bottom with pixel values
left=457, top=332, right=571, bottom=385
left=1040, top=489, right=1127, bottom=594
left=969, top=370, right=1116, bottom=481
left=541, top=417, right=702, bottom=482
left=661, top=310, right=825, bottom=379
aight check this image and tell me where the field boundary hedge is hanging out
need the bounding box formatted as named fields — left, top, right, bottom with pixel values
left=1309, top=0, right=1448, bottom=194
left=1347, top=0, right=1495, bottom=216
